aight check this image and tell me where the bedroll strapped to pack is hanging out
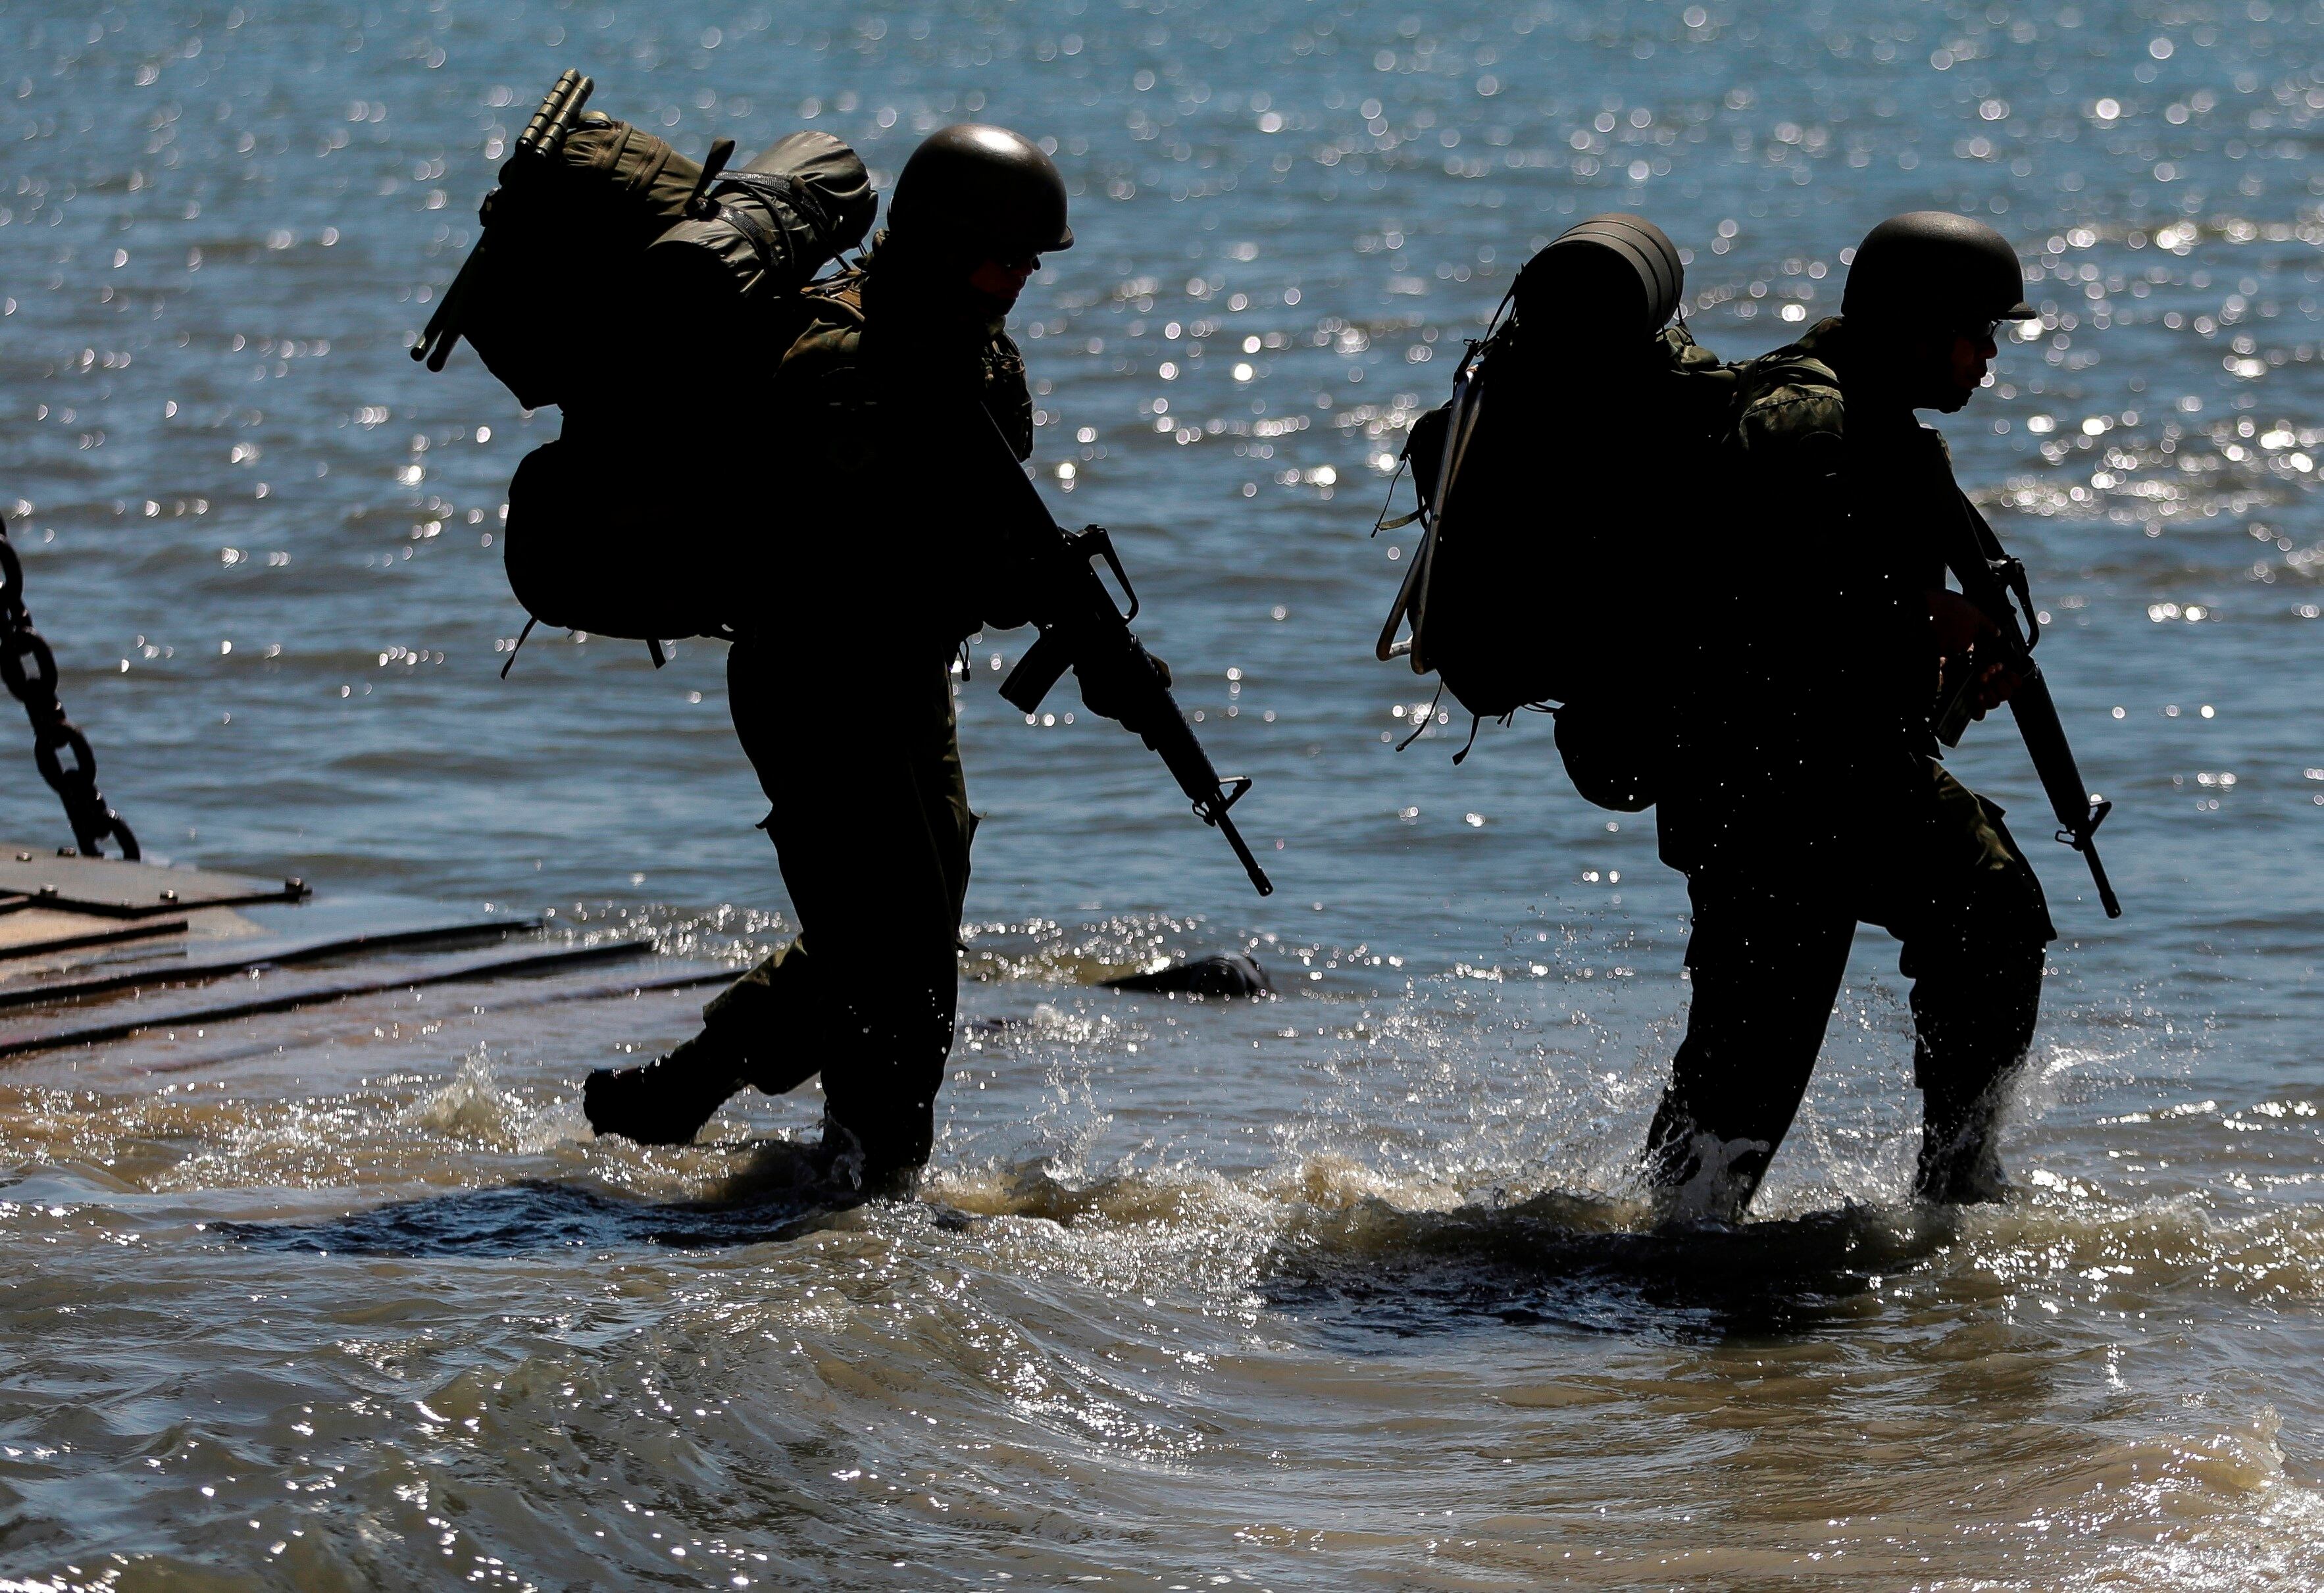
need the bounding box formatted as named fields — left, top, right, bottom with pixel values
left=413, top=72, right=876, bottom=658
left=1375, top=213, right=1736, bottom=806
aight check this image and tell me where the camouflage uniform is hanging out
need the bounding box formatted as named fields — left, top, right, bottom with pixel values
left=694, top=255, right=1036, bottom=1182
left=1650, top=316, right=2056, bottom=1209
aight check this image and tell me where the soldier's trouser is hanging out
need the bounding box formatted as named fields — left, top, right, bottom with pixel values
left=703, top=638, right=974, bottom=1178
left=1644, top=765, right=2054, bottom=1208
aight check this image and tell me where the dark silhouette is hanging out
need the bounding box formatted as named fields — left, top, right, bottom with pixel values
left=580, top=126, right=1223, bottom=1190
left=1648, top=212, right=2060, bottom=1218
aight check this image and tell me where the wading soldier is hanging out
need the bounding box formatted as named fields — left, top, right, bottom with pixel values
left=1646, top=211, right=2056, bottom=1217
left=584, top=126, right=1153, bottom=1190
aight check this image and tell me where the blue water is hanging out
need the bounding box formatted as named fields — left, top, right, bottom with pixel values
left=4, top=0, right=2324, bottom=1586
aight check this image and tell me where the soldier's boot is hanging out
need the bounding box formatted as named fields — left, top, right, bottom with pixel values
left=584, top=1019, right=823, bottom=1146
left=583, top=1027, right=751, bottom=1146
left=1913, top=1088, right=2012, bottom=1205
left=1906, top=935, right=2042, bottom=1205
left=802, top=1113, right=922, bottom=1200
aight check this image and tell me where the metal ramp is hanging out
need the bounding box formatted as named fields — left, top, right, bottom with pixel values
left=0, top=844, right=720, bottom=1061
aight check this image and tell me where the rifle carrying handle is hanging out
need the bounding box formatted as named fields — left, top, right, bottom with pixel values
left=1080, top=526, right=1138, bottom=620
left=998, top=527, right=1138, bottom=711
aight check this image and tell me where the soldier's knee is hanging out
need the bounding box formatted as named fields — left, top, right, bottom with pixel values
left=1981, top=859, right=2054, bottom=948
left=1974, top=901, right=2050, bottom=1017
left=1902, top=859, right=2052, bottom=980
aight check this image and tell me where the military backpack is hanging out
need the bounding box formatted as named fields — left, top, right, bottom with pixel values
left=412, top=72, right=877, bottom=658
left=1375, top=213, right=1738, bottom=809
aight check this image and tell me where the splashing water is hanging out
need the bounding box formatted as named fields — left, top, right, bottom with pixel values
left=5, top=0, right=2324, bottom=1586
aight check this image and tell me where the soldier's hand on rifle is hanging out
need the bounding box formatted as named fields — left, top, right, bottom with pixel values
left=1961, top=657, right=2021, bottom=715
left=1928, top=588, right=2021, bottom=715
left=1073, top=644, right=1171, bottom=727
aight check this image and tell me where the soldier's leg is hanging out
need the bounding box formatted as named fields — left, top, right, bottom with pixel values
left=1643, top=876, right=1857, bottom=1217
left=694, top=935, right=830, bottom=1096
left=585, top=644, right=971, bottom=1167
left=581, top=638, right=833, bottom=1146
left=758, top=685, right=971, bottom=1184
left=1890, top=770, right=2055, bottom=1203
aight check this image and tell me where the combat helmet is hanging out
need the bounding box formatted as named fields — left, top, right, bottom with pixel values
left=1842, top=211, right=2035, bottom=330
left=886, top=124, right=1073, bottom=260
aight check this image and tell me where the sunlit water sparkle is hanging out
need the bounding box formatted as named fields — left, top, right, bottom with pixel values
left=4, top=0, right=2324, bottom=1586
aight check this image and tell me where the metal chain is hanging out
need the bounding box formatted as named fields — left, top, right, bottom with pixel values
left=0, top=509, right=138, bottom=859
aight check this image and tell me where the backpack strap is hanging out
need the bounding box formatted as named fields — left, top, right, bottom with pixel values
left=714, top=170, right=829, bottom=230
left=707, top=172, right=799, bottom=282
left=715, top=197, right=785, bottom=282
left=705, top=170, right=857, bottom=291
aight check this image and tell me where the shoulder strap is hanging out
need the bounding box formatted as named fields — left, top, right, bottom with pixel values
left=797, top=270, right=868, bottom=328
left=1741, top=348, right=1840, bottom=402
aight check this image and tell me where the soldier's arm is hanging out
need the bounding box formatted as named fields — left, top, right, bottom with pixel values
left=1730, top=386, right=1859, bottom=617
left=1733, top=385, right=1848, bottom=509
left=1732, top=384, right=1960, bottom=710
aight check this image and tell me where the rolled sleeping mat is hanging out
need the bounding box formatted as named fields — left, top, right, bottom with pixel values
left=643, top=130, right=876, bottom=304
left=1515, top=212, right=1685, bottom=335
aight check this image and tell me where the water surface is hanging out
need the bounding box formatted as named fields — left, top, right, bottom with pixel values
left=4, top=0, right=2324, bottom=1586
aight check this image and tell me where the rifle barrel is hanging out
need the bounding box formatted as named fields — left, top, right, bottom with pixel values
left=1136, top=694, right=1274, bottom=896
left=2006, top=669, right=2122, bottom=919
left=1213, top=809, right=1273, bottom=896
left=1950, top=492, right=2123, bottom=920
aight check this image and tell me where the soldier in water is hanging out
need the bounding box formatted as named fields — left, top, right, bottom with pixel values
left=1647, top=212, right=2056, bottom=1217
left=584, top=126, right=1157, bottom=1192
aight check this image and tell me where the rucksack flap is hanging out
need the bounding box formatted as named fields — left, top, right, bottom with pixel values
left=502, top=440, right=722, bottom=642
left=458, top=111, right=709, bottom=410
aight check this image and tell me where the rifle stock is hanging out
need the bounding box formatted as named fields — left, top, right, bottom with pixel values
left=975, top=414, right=1274, bottom=898
left=1942, top=492, right=2122, bottom=919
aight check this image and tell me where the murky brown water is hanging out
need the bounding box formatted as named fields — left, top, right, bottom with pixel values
left=7, top=0, right=2324, bottom=1586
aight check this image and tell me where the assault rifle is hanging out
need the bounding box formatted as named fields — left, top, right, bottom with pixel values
left=1934, top=490, right=2121, bottom=919
left=971, top=411, right=1273, bottom=898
